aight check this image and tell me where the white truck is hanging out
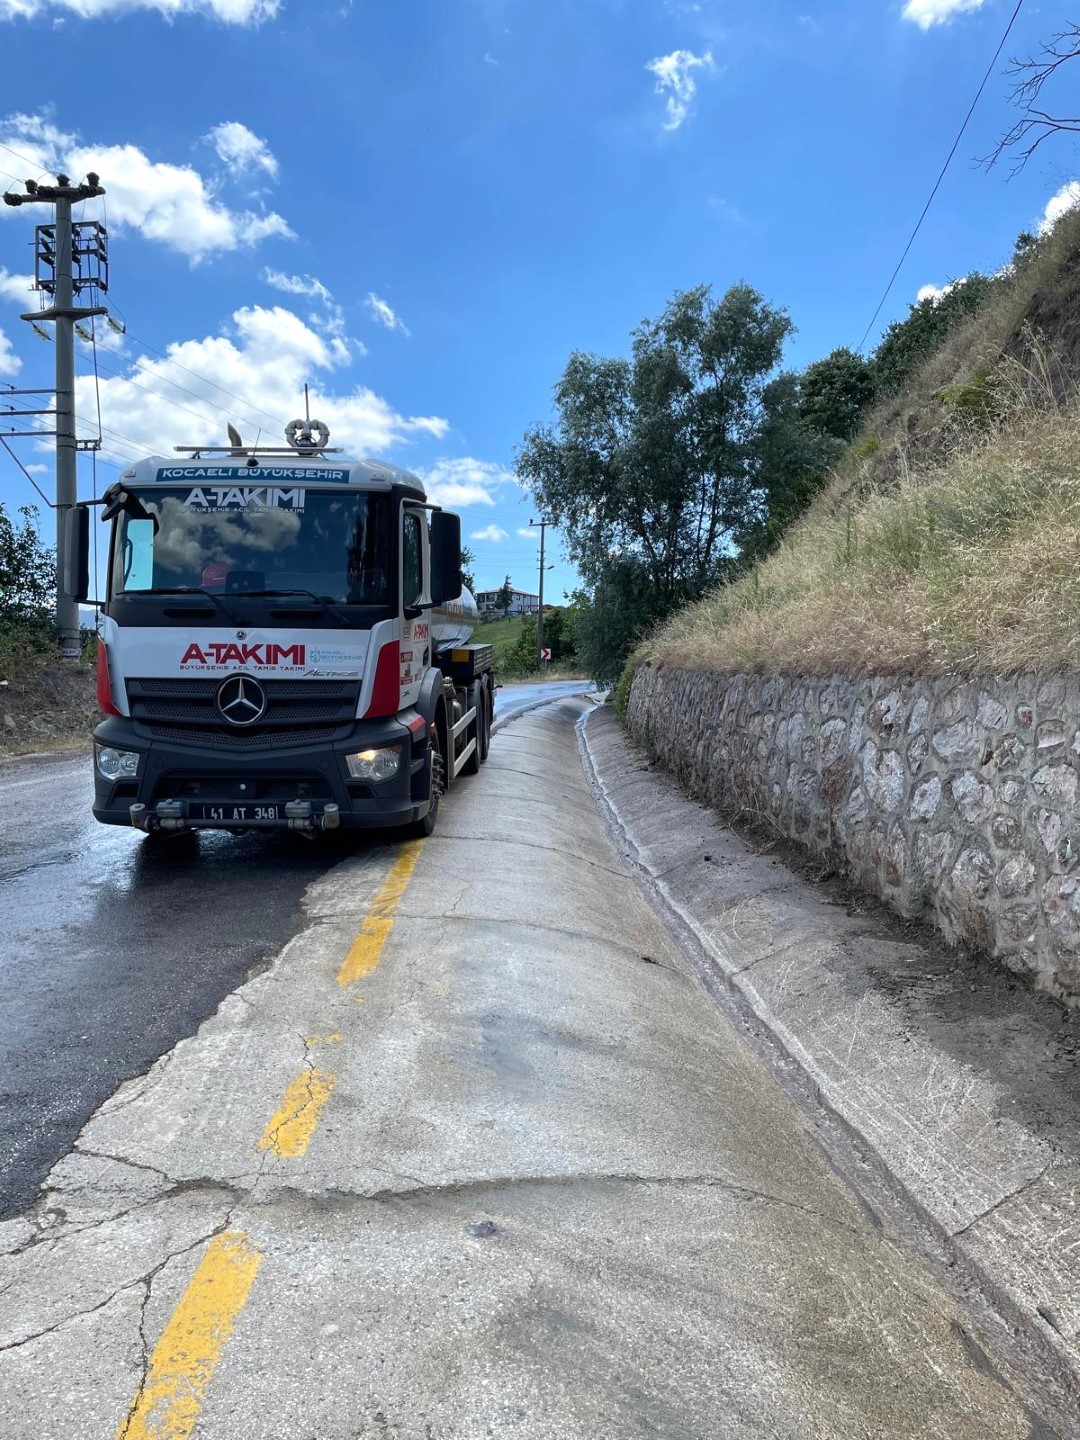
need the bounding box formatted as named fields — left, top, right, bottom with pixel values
left=68, top=422, right=494, bottom=838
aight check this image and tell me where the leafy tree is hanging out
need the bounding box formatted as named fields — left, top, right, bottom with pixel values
left=495, top=575, right=514, bottom=616
left=517, top=283, right=796, bottom=677
left=0, top=504, right=54, bottom=628
left=460, top=545, right=476, bottom=593
left=872, top=275, right=994, bottom=399
left=568, top=562, right=660, bottom=685
left=798, top=347, right=876, bottom=441
left=741, top=372, right=847, bottom=558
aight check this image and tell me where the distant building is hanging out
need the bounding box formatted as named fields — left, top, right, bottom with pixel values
left=476, top=587, right=540, bottom=616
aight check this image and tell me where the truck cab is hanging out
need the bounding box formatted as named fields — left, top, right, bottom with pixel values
left=76, top=425, right=494, bottom=837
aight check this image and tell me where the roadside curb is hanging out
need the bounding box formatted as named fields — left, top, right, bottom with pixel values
left=579, top=703, right=1080, bottom=1439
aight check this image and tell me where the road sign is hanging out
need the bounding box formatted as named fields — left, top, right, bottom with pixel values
left=541, top=647, right=552, bottom=662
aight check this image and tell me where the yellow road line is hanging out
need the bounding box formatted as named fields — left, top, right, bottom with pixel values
left=117, top=1230, right=262, bottom=1440
left=337, top=839, right=425, bottom=986
left=257, top=1068, right=336, bottom=1159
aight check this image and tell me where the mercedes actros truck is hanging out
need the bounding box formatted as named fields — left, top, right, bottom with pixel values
left=68, top=420, right=494, bottom=838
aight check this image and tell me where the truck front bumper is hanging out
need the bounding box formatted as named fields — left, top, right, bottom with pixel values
left=92, top=713, right=431, bottom=833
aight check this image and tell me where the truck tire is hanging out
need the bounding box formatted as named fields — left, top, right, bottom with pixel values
left=410, top=726, right=444, bottom=838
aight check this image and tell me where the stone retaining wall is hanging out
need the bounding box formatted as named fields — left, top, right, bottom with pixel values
left=625, top=665, right=1080, bottom=1001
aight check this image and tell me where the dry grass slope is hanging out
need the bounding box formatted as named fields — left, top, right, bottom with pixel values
left=646, top=212, right=1080, bottom=679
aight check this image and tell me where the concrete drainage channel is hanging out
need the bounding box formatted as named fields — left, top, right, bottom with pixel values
left=579, top=701, right=1080, bottom=1437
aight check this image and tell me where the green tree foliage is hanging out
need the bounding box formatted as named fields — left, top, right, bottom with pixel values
left=504, top=605, right=578, bottom=675
left=516, top=284, right=796, bottom=678
left=798, top=347, right=877, bottom=441
left=494, top=575, right=513, bottom=616
left=0, top=504, right=54, bottom=629
left=459, top=545, right=476, bottom=594
left=567, top=561, right=663, bottom=686
left=742, top=372, right=848, bottom=559
left=872, top=274, right=994, bottom=399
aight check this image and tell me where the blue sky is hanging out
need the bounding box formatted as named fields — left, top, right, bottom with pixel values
left=0, top=0, right=1075, bottom=604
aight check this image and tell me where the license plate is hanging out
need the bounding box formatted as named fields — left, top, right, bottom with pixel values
left=189, top=803, right=283, bottom=823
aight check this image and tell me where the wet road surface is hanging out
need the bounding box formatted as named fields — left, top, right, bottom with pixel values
left=0, top=756, right=346, bottom=1217
left=0, top=681, right=591, bottom=1218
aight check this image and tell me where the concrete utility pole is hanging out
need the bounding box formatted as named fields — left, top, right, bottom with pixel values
left=3, top=172, right=107, bottom=659
left=529, top=517, right=550, bottom=667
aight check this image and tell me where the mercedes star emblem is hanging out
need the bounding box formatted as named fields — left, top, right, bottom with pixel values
left=216, top=674, right=267, bottom=727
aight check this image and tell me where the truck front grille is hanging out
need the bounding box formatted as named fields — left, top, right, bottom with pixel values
left=144, top=723, right=346, bottom=751
left=127, top=677, right=362, bottom=748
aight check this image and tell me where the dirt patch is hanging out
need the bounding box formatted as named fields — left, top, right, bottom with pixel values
left=0, top=662, right=97, bottom=758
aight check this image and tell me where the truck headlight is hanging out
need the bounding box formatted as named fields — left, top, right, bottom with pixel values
left=95, top=745, right=141, bottom=782
left=345, top=745, right=401, bottom=782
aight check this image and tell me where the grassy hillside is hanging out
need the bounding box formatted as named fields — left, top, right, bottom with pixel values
left=473, top=614, right=533, bottom=668
left=645, top=210, right=1080, bottom=679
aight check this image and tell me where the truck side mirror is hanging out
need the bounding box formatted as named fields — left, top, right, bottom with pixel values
left=64, top=505, right=90, bottom=604
left=429, top=511, right=462, bottom=606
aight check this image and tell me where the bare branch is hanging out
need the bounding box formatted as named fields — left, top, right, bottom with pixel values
left=990, top=22, right=1080, bottom=174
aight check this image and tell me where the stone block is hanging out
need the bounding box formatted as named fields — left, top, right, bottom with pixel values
left=950, top=771, right=994, bottom=825
left=977, top=693, right=1009, bottom=730
left=932, top=719, right=980, bottom=764
left=910, top=775, right=942, bottom=822
left=907, top=732, right=929, bottom=769
left=992, top=813, right=1022, bottom=849
left=1032, top=764, right=1079, bottom=808
left=949, top=847, right=994, bottom=902
left=997, top=855, right=1036, bottom=900
left=867, top=690, right=905, bottom=738
left=907, top=694, right=930, bottom=735
left=1036, top=721, right=1067, bottom=754
left=1034, top=808, right=1063, bottom=856
left=994, top=734, right=1025, bottom=771
left=861, top=740, right=905, bottom=813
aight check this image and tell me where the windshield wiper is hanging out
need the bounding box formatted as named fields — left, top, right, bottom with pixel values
left=132, top=587, right=246, bottom=626
left=233, top=589, right=354, bottom=628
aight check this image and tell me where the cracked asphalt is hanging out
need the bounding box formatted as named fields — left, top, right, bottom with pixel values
left=0, top=693, right=1055, bottom=1437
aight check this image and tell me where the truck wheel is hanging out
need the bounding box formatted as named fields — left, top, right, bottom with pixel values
left=461, top=680, right=484, bottom=776
left=410, top=726, right=444, bottom=837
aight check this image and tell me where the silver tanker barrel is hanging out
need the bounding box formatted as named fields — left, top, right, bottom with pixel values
left=431, top=585, right=478, bottom=650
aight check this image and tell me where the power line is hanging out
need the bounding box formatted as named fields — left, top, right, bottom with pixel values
left=0, top=137, right=50, bottom=176
left=857, top=0, right=1026, bottom=353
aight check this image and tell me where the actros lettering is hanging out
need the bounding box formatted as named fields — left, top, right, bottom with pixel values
left=181, top=642, right=307, bottom=668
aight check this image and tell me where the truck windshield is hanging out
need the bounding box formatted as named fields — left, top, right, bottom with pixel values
left=111, top=486, right=393, bottom=605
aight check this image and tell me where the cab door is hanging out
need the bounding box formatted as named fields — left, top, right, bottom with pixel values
left=399, top=505, right=427, bottom=709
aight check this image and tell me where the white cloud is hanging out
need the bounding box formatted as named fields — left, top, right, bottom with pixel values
left=0, top=113, right=292, bottom=261
left=471, top=524, right=508, bottom=542
left=261, top=268, right=358, bottom=354
left=901, top=0, right=986, bottom=28
left=1039, top=181, right=1080, bottom=236
left=0, top=325, right=20, bottom=377
left=0, top=267, right=33, bottom=304
left=916, top=278, right=963, bottom=304
left=73, top=303, right=448, bottom=464
left=0, top=0, right=278, bottom=21
left=205, top=121, right=278, bottom=179
left=646, top=48, right=714, bottom=131
left=416, top=457, right=513, bottom=509
left=516, top=527, right=540, bottom=540
left=365, top=292, right=410, bottom=336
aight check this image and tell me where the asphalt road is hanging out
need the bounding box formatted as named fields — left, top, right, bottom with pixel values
left=0, top=695, right=1046, bottom=1439
left=0, top=679, right=592, bottom=1219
